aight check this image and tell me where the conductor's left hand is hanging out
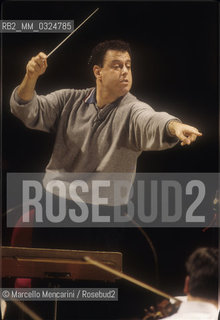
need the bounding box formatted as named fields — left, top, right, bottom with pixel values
left=168, top=121, right=202, bottom=146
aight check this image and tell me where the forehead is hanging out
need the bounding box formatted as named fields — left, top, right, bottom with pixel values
left=103, top=50, right=131, bottom=63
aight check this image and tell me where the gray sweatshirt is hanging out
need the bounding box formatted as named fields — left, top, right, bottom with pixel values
left=10, top=87, right=178, bottom=204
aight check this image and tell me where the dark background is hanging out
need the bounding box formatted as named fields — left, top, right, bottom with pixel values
left=1, top=1, right=219, bottom=319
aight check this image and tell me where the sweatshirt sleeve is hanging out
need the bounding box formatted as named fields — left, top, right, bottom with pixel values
left=129, top=101, right=180, bottom=151
left=10, top=87, right=73, bottom=132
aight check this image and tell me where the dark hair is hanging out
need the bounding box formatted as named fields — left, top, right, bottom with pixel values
left=88, top=40, right=131, bottom=68
left=186, top=247, right=218, bottom=300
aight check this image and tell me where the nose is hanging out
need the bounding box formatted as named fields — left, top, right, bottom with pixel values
left=121, top=64, right=128, bottom=75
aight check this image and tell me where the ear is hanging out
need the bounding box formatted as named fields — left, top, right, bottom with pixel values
left=184, top=275, right=190, bottom=295
left=93, top=65, right=102, bottom=80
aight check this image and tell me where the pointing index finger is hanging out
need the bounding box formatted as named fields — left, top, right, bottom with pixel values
left=193, top=131, right=202, bottom=136
left=185, top=129, right=203, bottom=136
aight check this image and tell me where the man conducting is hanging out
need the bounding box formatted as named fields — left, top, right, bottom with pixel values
left=10, top=40, right=202, bottom=246
left=10, top=40, right=202, bottom=187
left=8, top=39, right=204, bottom=319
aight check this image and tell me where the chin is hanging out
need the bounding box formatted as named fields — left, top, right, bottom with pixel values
left=120, top=86, right=130, bottom=96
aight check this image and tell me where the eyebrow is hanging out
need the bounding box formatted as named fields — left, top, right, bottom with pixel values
left=111, top=59, right=131, bottom=64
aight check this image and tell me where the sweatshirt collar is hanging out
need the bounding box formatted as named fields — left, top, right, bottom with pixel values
left=85, top=88, right=124, bottom=108
left=85, top=88, right=96, bottom=104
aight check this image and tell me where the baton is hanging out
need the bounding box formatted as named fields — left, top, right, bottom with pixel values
left=46, top=8, right=99, bottom=58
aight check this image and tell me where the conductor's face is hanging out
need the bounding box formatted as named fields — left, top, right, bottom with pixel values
left=94, top=50, right=132, bottom=98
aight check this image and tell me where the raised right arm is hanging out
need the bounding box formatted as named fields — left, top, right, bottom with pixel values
left=17, top=52, right=47, bottom=101
left=10, top=52, right=73, bottom=132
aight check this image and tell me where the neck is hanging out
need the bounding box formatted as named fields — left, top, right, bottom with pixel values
left=96, top=84, right=119, bottom=108
left=187, top=295, right=218, bottom=309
